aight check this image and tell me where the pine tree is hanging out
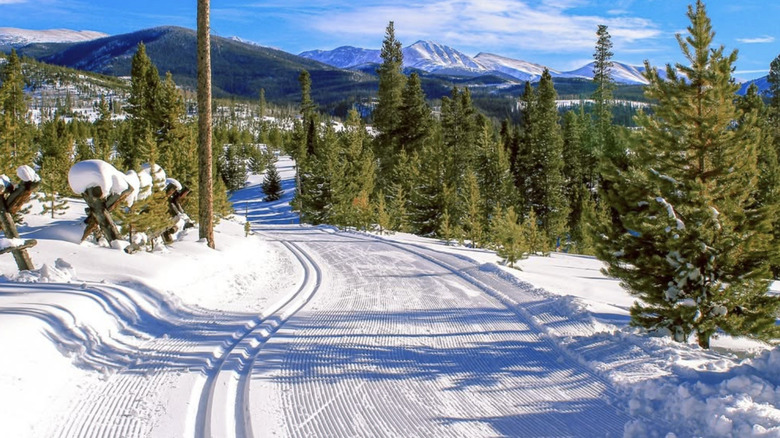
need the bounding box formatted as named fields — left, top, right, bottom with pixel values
left=438, top=209, right=460, bottom=246
left=262, top=161, right=283, bottom=202
left=738, top=85, right=780, bottom=277
left=93, top=96, right=114, bottom=162
left=388, top=184, right=410, bottom=233
left=219, top=143, right=247, bottom=191
left=0, top=49, right=34, bottom=177
left=157, top=72, right=194, bottom=185
left=525, top=70, right=569, bottom=246
left=373, top=21, right=406, bottom=190
left=258, top=88, right=267, bottom=118
left=121, top=42, right=162, bottom=171
left=492, top=206, right=527, bottom=268
left=397, top=72, right=432, bottom=157
left=462, top=171, right=484, bottom=248
left=524, top=209, right=547, bottom=255
left=592, top=24, right=615, bottom=150
left=594, top=0, right=780, bottom=348
left=39, top=156, right=70, bottom=218
left=374, top=190, right=392, bottom=234
left=37, top=115, right=74, bottom=217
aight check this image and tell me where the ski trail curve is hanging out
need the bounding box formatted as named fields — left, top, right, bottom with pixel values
left=196, top=240, right=321, bottom=438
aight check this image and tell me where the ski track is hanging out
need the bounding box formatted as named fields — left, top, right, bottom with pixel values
left=248, top=228, right=637, bottom=437
left=31, top=222, right=670, bottom=437
left=49, top=237, right=321, bottom=438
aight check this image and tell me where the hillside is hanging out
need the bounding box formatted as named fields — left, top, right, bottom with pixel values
left=15, top=26, right=375, bottom=103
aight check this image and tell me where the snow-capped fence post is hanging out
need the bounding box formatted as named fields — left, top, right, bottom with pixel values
left=161, top=181, right=194, bottom=244
left=80, top=185, right=134, bottom=243
left=0, top=168, right=40, bottom=271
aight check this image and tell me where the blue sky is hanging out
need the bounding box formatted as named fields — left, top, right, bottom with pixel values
left=1, top=0, right=778, bottom=80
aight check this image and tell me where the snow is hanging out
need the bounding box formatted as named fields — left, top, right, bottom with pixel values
left=0, top=237, right=25, bottom=250
left=1, top=155, right=779, bottom=437
left=0, top=27, right=108, bottom=47
left=16, top=165, right=40, bottom=183
left=67, top=159, right=131, bottom=199
left=166, top=177, right=182, bottom=191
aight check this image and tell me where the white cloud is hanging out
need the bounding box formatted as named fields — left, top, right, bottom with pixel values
left=736, top=36, right=775, bottom=44
left=0, top=0, right=29, bottom=3
left=304, top=0, right=660, bottom=55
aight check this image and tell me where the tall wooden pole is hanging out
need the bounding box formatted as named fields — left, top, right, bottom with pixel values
left=197, top=0, right=215, bottom=248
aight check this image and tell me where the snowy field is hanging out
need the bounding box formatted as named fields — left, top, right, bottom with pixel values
left=1, top=157, right=779, bottom=437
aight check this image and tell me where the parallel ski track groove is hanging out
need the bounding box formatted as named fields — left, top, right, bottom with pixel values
left=198, top=239, right=322, bottom=438
left=270, top=229, right=636, bottom=436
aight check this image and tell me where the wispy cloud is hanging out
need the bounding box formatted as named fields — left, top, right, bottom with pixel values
left=736, top=36, right=775, bottom=44
left=0, top=0, right=29, bottom=4
left=291, top=0, right=660, bottom=55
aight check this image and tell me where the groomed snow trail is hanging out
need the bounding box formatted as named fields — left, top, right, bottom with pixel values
left=47, top=239, right=321, bottom=438
left=249, top=227, right=633, bottom=437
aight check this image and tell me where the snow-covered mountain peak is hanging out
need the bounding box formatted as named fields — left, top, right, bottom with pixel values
left=403, top=40, right=482, bottom=72
left=561, top=61, right=648, bottom=85
left=474, top=52, right=556, bottom=82
left=299, top=46, right=380, bottom=69
left=0, top=27, right=108, bottom=47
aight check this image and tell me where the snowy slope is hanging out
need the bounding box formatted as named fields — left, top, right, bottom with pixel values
left=562, top=61, right=649, bottom=84
left=298, top=46, right=381, bottom=69
left=474, top=52, right=556, bottom=82
left=0, top=27, right=107, bottom=47
left=403, top=40, right=483, bottom=73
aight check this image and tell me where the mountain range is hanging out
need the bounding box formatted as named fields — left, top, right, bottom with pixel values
left=300, top=41, right=653, bottom=85
left=0, top=26, right=770, bottom=106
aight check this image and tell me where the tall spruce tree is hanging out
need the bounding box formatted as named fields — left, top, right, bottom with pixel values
left=37, top=115, right=73, bottom=218
left=397, top=72, right=432, bottom=157
left=592, top=24, right=615, bottom=153
left=525, top=69, right=569, bottom=247
left=373, top=21, right=406, bottom=190
left=0, top=49, right=34, bottom=176
left=594, top=0, right=780, bottom=348
left=93, top=96, right=114, bottom=162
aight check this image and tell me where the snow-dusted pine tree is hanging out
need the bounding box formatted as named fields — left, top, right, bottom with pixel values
left=262, top=161, right=283, bottom=202
left=594, top=0, right=780, bottom=348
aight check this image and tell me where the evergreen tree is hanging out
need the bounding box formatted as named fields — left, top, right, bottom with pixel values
left=258, top=88, right=267, bottom=118
left=592, top=24, right=615, bottom=150
left=738, top=85, right=780, bottom=277
left=523, top=209, right=547, bottom=255
left=525, top=70, right=569, bottom=245
left=594, top=0, right=780, bottom=348
left=438, top=209, right=460, bottom=246
left=374, top=190, right=392, bottom=234
left=93, top=96, right=114, bottom=162
left=476, top=122, right=515, bottom=222
left=262, top=161, right=283, bottom=202
left=219, top=143, right=247, bottom=191
left=37, top=115, right=73, bottom=217
left=157, top=72, right=194, bottom=184
left=462, top=170, right=484, bottom=248
left=331, top=110, right=375, bottom=228
left=0, top=49, right=34, bottom=176
left=397, top=72, right=432, bottom=157
left=388, top=183, right=410, bottom=233
left=492, top=206, right=527, bottom=268
left=373, top=21, right=406, bottom=190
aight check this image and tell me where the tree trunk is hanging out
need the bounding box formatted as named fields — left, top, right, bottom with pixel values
left=197, top=0, right=215, bottom=249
